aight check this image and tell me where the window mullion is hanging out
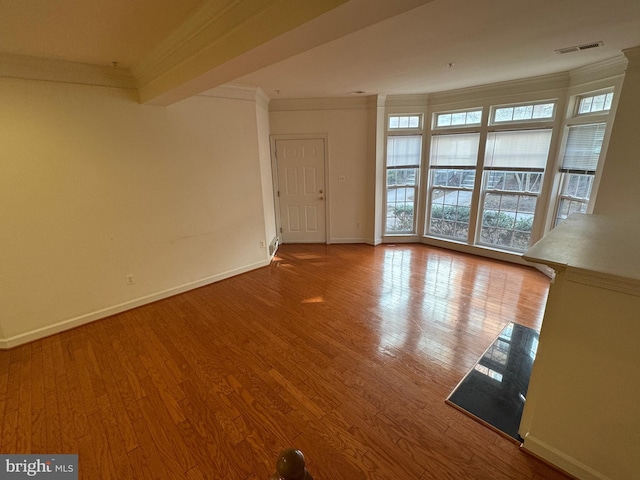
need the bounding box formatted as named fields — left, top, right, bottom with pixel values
left=468, top=128, right=488, bottom=246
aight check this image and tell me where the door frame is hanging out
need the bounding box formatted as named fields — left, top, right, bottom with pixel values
left=270, top=133, right=330, bottom=245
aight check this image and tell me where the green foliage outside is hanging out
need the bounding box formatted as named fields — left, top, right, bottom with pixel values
left=429, top=205, right=533, bottom=251
left=388, top=204, right=414, bottom=232
left=388, top=204, right=534, bottom=251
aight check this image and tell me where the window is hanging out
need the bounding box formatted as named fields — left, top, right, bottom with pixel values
left=389, top=115, right=421, bottom=129
left=555, top=123, right=606, bottom=225
left=434, top=109, right=482, bottom=128
left=425, top=101, right=555, bottom=253
left=428, top=133, right=480, bottom=241
left=385, top=135, right=422, bottom=233
left=480, top=130, right=552, bottom=251
left=577, top=92, right=613, bottom=115
left=492, top=102, right=555, bottom=124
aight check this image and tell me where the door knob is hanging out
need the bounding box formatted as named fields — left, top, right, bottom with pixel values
left=319, top=196, right=324, bottom=200
left=319, top=189, right=323, bottom=194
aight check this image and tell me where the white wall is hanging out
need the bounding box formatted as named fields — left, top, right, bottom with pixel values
left=0, top=78, right=274, bottom=346
left=269, top=97, right=375, bottom=244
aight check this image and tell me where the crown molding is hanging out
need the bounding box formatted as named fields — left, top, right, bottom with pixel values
left=0, top=52, right=135, bottom=89
left=269, top=95, right=373, bottom=112
left=131, top=0, right=246, bottom=86
left=622, top=45, right=640, bottom=74
left=569, top=54, right=628, bottom=86
left=198, top=83, right=270, bottom=109
left=133, top=0, right=350, bottom=104
left=428, top=72, right=570, bottom=108
left=385, top=94, right=430, bottom=109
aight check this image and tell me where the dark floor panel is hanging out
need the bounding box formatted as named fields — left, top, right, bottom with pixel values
left=447, top=322, right=538, bottom=442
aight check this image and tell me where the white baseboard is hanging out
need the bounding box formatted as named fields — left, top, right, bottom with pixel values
left=0, top=259, right=270, bottom=349
left=329, top=237, right=370, bottom=244
left=522, top=435, right=611, bottom=480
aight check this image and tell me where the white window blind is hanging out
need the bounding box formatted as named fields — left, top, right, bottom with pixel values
left=429, top=133, right=480, bottom=167
left=484, top=130, right=552, bottom=170
left=387, top=136, right=422, bottom=167
left=560, top=123, right=606, bottom=173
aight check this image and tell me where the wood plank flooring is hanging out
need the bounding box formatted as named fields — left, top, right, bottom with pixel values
left=0, top=243, right=571, bottom=479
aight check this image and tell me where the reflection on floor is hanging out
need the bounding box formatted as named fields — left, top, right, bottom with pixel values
left=446, top=322, right=539, bottom=442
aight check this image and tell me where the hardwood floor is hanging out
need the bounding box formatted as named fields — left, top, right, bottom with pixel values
left=0, top=243, right=570, bottom=479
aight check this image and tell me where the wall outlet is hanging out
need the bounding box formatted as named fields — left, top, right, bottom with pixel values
left=125, top=274, right=135, bottom=285
left=259, top=240, right=266, bottom=248
left=338, top=175, right=346, bottom=182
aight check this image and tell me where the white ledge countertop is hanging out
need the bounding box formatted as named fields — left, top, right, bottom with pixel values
left=523, top=213, right=640, bottom=284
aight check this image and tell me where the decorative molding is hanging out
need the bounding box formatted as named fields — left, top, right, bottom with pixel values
left=622, top=46, right=640, bottom=74
left=255, top=87, right=271, bottom=110
left=198, top=83, right=270, bottom=109
left=569, top=54, right=628, bottom=86
left=133, top=0, right=351, bottom=104
left=199, top=83, right=257, bottom=100
left=0, top=259, right=270, bottom=350
left=0, top=52, right=136, bottom=89
left=131, top=0, right=245, bottom=85
left=428, top=72, right=569, bottom=108
left=385, top=94, right=430, bottom=108
left=522, top=435, right=612, bottom=480
left=269, top=95, right=373, bottom=112
left=566, top=267, right=640, bottom=297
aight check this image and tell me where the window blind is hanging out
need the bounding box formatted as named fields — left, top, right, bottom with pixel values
left=429, top=133, right=480, bottom=168
left=484, top=129, right=552, bottom=170
left=560, top=123, right=606, bottom=173
left=387, top=135, right=422, bottom=167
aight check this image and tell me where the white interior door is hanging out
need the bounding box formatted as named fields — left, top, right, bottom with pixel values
left=276, top=138, right=326, bottom=243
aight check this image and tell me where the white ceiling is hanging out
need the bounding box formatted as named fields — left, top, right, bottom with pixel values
left=1, top=0, right=639, bottom=100
left=236, top=0, right=640, bottom=98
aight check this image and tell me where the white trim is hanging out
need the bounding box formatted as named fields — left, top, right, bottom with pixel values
left=132, top=0, right=262, bottom=87
left=428, top=72, right=569, bottom=109
left=269, top=96, right=373, bottom=112
left=0, top=52, right=136, bottom=89
left=330, top=237, right=370, bottom=244
left=567, top=268, right=640, bottom=297
left=385, top=94, right=430, bottom=108
left=199, top=83, right=265, bottom=102
left=0, top=259, right=269, bottom=350
left=522, top=435, right=612, bottom=480
left=569, top=55, right=627, bottom=87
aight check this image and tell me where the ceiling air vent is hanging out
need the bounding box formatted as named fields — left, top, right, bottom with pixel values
left=555, top=41, right=604, bottom=54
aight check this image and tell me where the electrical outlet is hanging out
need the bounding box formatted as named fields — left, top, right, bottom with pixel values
left=259, top=240, right=266, bottom=248
left=125, top=274, right=135, bottom=285
left=338, top=175, right=346, bottom=182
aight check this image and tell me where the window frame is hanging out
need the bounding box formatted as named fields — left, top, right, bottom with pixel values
left=551, top=86, right=617, bottom=228
left=383, top=113, right=424, bottom=235
left=476, top=128, right=554, bottom=252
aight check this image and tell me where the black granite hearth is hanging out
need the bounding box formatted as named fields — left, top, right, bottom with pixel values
left=446, top=322, right=539, bottom=442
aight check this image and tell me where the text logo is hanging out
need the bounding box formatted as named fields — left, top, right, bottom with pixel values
left=0, top=455, right=77, bottom=479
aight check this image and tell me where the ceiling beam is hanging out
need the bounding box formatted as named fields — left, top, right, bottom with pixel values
left=134, top=0, right=434, bottom=105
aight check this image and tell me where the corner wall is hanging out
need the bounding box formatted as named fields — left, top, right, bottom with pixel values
left=0, top=78, right=273, bottom=347
left=594, top=46, right=640, bottom=218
